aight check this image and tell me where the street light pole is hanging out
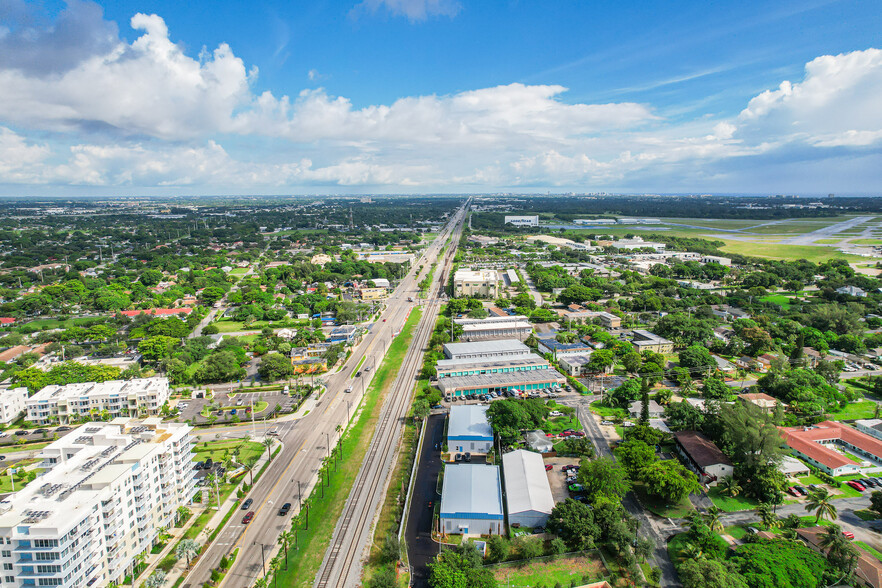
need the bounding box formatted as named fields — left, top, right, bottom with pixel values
left=254, top=541, right=267, bottom=578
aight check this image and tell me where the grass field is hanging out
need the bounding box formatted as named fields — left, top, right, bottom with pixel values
left=850, top=239, right=882, bottom=245
left=211, top=319, right=308, bottom=333
left=857, top=541, right=882, bottom=562
left=826, top=400, right=878, bottom=421
left=489, top=554, right=607, bottom=587
left=228, top=268, right=250, bottom=275
left=814, top=238, right=843, bottom=244
left=633, top=482, right=694, bottom=518
left=192, top=440, right=265, bottom=465
left=718, top=240, right=867, bottom=262
left=270, top=306, right=423, bottom=588
left=759, top=294, right=793, bottom=309
left=707, top=486, right=760, bottom=512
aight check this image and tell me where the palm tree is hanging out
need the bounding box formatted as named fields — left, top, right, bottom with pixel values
left=703, top=506, right=724, bottom=533
left=132, top=552, right=147, bottom=578
left=820, top=524, right=859, bottom=578
left=717, top=477, right=741, bottom=498
left=145, top=571, right=167, bottom=588
left=269, top=556, right=282, bottom=588
left=175, top=538, right=200, bottom=569
left=805, top=487, right=837, bottom=524
left=678, top=541, right=704, bottom=562
left=278, top=529, right=293, bottom=570
left=254, top=578, right=268, bottom=588
left=757, top=502, right=780, bottom=529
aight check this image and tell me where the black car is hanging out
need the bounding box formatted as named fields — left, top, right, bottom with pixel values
left=278, top=502, right=292, bottom=516
left=794, top=485, right=808, bottom=494
left=241, top=498, right=253, bottom=510
left=33, top=429, right=48, bottom=435
left=14, top=430, right=28, bottom=436
left=194, top=461, right=204, bottom=470
left=56, top=426, right=71, bottom=432
left=355, top=371, right=362, bottom=377
left=203, top=458, right=213, bottom=469
left=463, top=452, right=472, bottom=462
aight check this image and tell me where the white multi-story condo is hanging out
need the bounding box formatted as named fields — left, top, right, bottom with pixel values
left=25, top=378, right=170, bottom=425
left=0, top=418, right=197, bottom=587
left=452, top=269, right=498, bottom=298
left=0, top=387, right=27, bottom=425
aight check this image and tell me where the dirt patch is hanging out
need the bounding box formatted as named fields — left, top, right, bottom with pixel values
left=490, top=554, right=606, bottom=586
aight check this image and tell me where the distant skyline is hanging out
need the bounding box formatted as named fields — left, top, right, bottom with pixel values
left=1, top=0, right=881, bottom=196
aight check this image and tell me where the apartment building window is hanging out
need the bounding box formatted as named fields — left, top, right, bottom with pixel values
left=3, top=564, right=12, bottom=570
left=0, top=550, right=9, bottom=557
left=38, top=579, right=63, bottom=586
left=34, top=540, right=58, bottom=548
left=5, top=576, right=14, bottom=583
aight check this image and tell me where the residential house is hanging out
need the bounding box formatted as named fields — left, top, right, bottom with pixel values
left=797, top=527, right=882, bottom=588
left=738, top=392, right=785, bottom=413
left=629, top=399, right=664, bottom=419
left=672, top=430, right=734, bottom=485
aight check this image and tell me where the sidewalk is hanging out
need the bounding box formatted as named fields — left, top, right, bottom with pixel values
left=130, top=444, right=275, bottom=586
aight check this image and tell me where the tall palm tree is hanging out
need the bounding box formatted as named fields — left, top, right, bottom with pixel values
left=805, top=487, right=837, bottom=524
left=718, top=477, right=741, bottom=498
left=703, top=506, right=724, bottom=533
left=757, top=502, right=781, bottom=529
left=277, top=530, right=293, bottom=570
left=145, top=571, right=167, bottom=588
left=269, top=556, right=282, bottom=588
left=254, top=578, right=268, bottom=588
left=175, top=539, right=200, bottom=569
left=820, top=525, right=859, bottom=578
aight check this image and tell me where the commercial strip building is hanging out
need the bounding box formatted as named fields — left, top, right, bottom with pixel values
left=672, top=430, right=734, bottom=486
left=435, top=354, right=551, bottom=380
left=357, top=287, right=387, bottom=300
left=453, top=315, right=533, bottom=342
left=502, top=450, right=554, bottom=528
left=0, top=387, right=27, bottom=425
left=447, top=405, right=494, bottom=453
left=439, top=464, right=504, bottom=536
left=436, top=369, right=565, bottom=398
left=26, top=378, right=170, bottom=425
left=0, top=418, right=196, bottom=587
left=779, top=420, right=882, bottom=476
left=453, top=269, right=499, bottom=298
left=537, top=338, right=594, bottom=359
left=443, top=340, right=532, bottom=362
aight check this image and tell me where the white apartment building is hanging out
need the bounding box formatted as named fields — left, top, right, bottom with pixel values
left=504, top=215, right=539, bottom=227
left=453, top=269, right=498, bottom=298
left=0, top=387, right=27, bottom=425
left=0, top=418, right=197, bottom=588
left=26, top=379, right=169, bottom=425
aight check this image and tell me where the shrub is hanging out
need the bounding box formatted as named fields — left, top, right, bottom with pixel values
left=157, top=554, right=177, bottom=572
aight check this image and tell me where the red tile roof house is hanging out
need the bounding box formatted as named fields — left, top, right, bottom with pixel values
left=0, top=318, right=15, bottom=325
left=738, top=392, right=786, bottom=413
left=779, top=420, right=882, bottom=476
left=0, top=345, right=32, bottom=363
left=672, top=431, right=734, bottom=486
left=120, top=308, right=193, bottom=318
left=797, top=526, right=882, bottom=588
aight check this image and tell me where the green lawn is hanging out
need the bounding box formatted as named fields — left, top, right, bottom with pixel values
left=211, top=319, right=309, bottom=333
left=826, top=400, right=878, bottom=421
left=0, top=460, right=38, bottom=493
left=192, top=440, right=265, bottom=466
left=589, top=401, right=627, bottom=419
left=850, top=239, right=882, bottom=245
left=543, top=414, right=581, bottom=435
left=724, top=525, right=749, bottom=540
left=707, top=486, right=760, bottom=512
left=270, top=306, right=423, bottom=588
left=489, top=554, right=607, bottom=587
left=814, top=238, right=843, bottom=244
left=857, top=541, right=882, bottom=562
left=718, top=240, right=867, bottom=263
left=759, top=294, right=792, bottom=309
left=0, top=441, right=50, bottom=454
left=855, top=509, right=880, bottom=521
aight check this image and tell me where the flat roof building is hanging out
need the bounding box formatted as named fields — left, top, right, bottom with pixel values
left=0, top=418, right=196, bottom=587
left=0, top=387, right=27, bottom=425
left=448, top=405, right=494, bottom=453
left=435, top=354, right=551, bottom=380
left=454, top=315, right=533, bottom=342
left=453, top=269, right=499, bottom=298
left=502, top=450, right=554, bottom=528
left=440, top=464, right=504, bottom=536
left=631, top=329, right=674, bottom=354
left=443, top=340, right=531, bottom=361
left=437, top=369, right=565, bottom=397
left=504, top=215, right=539, bottom=227
left=779, top=420, right=882, bottom=476
left=26, top=378, right=170, bottom=425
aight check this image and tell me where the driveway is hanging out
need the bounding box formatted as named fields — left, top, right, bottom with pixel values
left=405, top=413, right=445, bottom=588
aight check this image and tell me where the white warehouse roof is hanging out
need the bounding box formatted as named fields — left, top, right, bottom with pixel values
left=448, top=405, right=493, bottom=441
left=440, top=464, right=503, bottom=519
left=502, top=450, right=554, bottom=517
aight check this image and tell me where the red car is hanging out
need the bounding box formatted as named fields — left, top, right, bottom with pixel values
left=847, top=480, right=866, bottom=492
left=242, top=511, right=254, bottom=524
left=545, top=464, right=553, bottom=471
left=843, top=531, right=855, bottom=540
left=788, top=486, right=802, bottom=497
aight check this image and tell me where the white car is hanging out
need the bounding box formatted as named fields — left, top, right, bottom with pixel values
left=549, top=411, right=563, bottom=417
left=600, top=420, right=614, bottom=426
left=622, top=421, right=635, bottom=427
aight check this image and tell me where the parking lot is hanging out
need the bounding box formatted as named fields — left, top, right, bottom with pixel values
left=543, top=455, right=583, bottom=503
left=174, top=390, right=291, bottom=424
left=441, top=385, right=575, bottom=407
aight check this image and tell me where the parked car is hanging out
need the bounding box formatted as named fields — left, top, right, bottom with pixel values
left=14, top=430, right=28, bottom=436
left=278, top=503, right=292, bottom=516
left=533, top=526, right=545, bottom=534
left=549, top=411, right=563, bottom=417
left=463, top=452, right=471, bottom=462
left=600, top=420, right=614, bottom=425
left=847, top=480, right=866, bottom=491
left=33, top=429, right=48, bottom=434
left=194, top=461, right=204, bottom=470
left=545, top=464, right=553, bottom=471
left=568, top=483, right=584, bottom=492
left=788, top=486, right=802, bottom=497
left=204, top=459, right=213, bottom=469
left=794, top=485, right=808, bottom=495
left=843, top=531, right=855, bottom=540
left=454, top=453, right=463, bottom=462
left=241, top=498, right=253, bottom=510
left=242, top=511, right=254, bottom=524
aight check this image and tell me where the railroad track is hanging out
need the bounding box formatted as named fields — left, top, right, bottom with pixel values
left=314, top=207, right=465, bottom=588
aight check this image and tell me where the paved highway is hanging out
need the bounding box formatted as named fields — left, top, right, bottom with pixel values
left=181, top=202, right=467, bottom=588
left=313, top=204, right=466, bottom=588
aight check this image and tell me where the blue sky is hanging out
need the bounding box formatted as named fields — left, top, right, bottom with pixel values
left=0, top=0, right=881, bottom=195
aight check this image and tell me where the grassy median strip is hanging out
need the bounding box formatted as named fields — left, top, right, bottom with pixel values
left=270, top=307, right=423, bottom=588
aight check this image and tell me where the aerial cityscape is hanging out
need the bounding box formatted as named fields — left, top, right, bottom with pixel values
left=1, top=2, right=882, bottom=588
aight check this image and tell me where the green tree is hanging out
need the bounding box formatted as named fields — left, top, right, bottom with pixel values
left=577, top=457, right=631, bottom=501
left=678, top=559, right=748, bottom=588
left=196, top=350, right=246, bottom=383
left=428, top=541, right=497, bottom=588
left=614, top=439, right=655, bottom=479
left=819, top=524, right=859, bottom=579
left=729, top=539, right=827, bottom=588
left=871, top=490, right=882, bottom=516
left=703, top=506, right=724, bottom=533
left=144, top=571, right=167, bottom=588
left=679, top=345, right=715, bottom=373
left=138, top=335, right=178, bottom=361
left=700, top=374, right=731, bottom=400
left=622, top=351, right=642, bottom=374
left=804, top=486, right=837, bottom=524
left=176, top=539, right=200, bottom=569
left=640, top=459, right=702, bottom=503
left=756, top=503, right=780, bottom=529
left=258, top=352, right=295, bottom=381
left=546, top=499, right=600, bottom=551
